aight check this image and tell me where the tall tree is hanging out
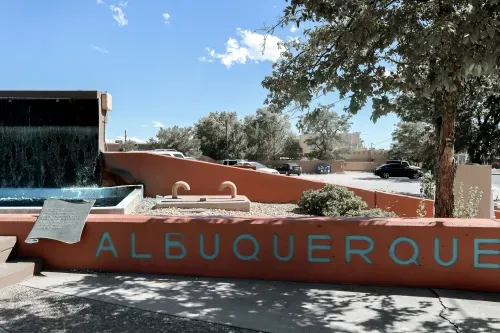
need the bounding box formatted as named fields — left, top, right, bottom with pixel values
left=244, top=108, right=293, bottom=160
left=392, top=75, right=500, bottom=164
left=117, top=140, right=139, bottom=152
left=282, top=135, right=303, bottom=159
left=148, top=125, right=201, bottom=157
left=195, top=111, right=246, bottom=160
left=262, top=1, right=500, bottom=217
left=455, top=76, right=500, bottom=163
left=297, top=104, right=352, bottom=160
left=389, top=122, right=435, bottom=169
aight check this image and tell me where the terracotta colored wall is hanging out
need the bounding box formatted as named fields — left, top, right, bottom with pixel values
left=2, top=215, right=500, bottom=293
left=102, top=152, right=374, bottom=207
left=376, top=192, right=434, bottom=218
left=495, top=210, right=500, bottom=219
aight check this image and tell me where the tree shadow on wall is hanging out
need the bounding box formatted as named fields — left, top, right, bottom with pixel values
left=1, top=272, right=499, bottom=333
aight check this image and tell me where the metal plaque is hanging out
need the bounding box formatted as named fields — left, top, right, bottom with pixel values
left=25, top=199, right=96, bottom=244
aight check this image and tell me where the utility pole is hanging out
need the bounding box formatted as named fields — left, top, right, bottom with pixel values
left=124, top=129, right=127, bottom=142
left=225, top=118, right=229, bottom=158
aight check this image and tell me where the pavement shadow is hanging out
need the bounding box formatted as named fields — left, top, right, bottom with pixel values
left=3, top=272, right=500, bottom=333
left=355, top=176, right=421, bottom=184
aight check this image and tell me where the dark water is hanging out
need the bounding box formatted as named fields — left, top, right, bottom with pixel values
left=0, top=126, right=101, bottom=188
left=0, top=197, right=124, bottom=207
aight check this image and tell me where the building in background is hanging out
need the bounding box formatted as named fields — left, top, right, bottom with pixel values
left=297, top=132, right=364, bottom=155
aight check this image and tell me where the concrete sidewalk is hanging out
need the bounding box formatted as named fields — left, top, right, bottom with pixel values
left=1, top=272, right=499, bottom=333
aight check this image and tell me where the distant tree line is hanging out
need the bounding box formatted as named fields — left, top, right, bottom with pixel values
left=119, top=105, right=353, bottom=161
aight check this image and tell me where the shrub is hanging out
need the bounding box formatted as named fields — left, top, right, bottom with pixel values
left=416, top=199, right=428, bottom=218
left=420, top=171, right=435, bottom=199
left=298, top=184, right=398, bottom=217
left=453, top=182, right=483, bottom=218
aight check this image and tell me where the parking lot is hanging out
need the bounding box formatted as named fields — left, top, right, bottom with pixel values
left=301, top=172, right=422, bottom=196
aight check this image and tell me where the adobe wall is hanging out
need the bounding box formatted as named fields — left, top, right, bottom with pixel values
left=343, top=161, right=378, bottom=172
left=1, top=215, right=499, bottom=293
left=102, top=152, right=375, bottom=207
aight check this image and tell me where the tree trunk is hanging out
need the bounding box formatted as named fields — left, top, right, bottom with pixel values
left=434, top=92, right=457, bottom=218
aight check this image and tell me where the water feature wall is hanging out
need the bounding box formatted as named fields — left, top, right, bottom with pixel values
left=0, top=95, right=102, bottom=188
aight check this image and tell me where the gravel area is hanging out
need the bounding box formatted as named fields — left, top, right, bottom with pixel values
left=0, top=285, right=261, bottom=333
left=132, top=197, right=308, bottom=217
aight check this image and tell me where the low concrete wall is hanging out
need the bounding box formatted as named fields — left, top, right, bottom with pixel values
left=263, top=160, right=344, bottom=174
left=102, top=153, right=374, bottom=207
left=2, top=215, right=499, bottom=293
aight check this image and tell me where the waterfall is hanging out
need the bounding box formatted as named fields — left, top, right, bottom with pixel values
left=0, top=126, right=101, bottom=188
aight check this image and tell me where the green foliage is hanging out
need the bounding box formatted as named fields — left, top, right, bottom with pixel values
left=282, top=136, right=303, bottom=159
left=394, top=75, right=500, bottom=165
left=195, top=111, right=247, bottom=160
left=453, top=183, right=483, bottom=218
left=262, top=0, right=500, bottom=217
left=298, top=184, right=397, bottom=217
left=297, top=104, right=352, bottom=160
left=420, top=172, right=436, bottom=200
left=118, top=140, right=138, bottom=152
left=390, top=122, right=435, bottom=170
left=148, top=126, right=201, bottom=157
left=455, top=76, right=500, bottom=163
left=243, top=108, right=292, bottom=160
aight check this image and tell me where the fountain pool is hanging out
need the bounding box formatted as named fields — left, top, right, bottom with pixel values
left=0, top=185, right=143, bottom=214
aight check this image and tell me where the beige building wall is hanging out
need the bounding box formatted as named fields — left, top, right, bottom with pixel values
left=348, top=149, right=389, bottom=164
left=454, top=165, right=493, bottom=218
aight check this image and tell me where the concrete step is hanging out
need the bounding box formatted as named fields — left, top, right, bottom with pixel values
left=0, top=236, right=16, bottom=264
left=0, top=262, right=35, bottom=290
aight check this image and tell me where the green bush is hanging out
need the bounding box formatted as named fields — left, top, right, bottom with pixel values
left=298, top=184, right=398, bottom=217
left=420, top=171, right=435, bottom=199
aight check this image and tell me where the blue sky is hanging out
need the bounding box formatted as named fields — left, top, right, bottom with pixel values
left=0, top=0, right=397, bottom=148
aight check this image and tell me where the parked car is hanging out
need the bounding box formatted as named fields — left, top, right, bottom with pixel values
left=235, top=161, right=279, bottom=174
left=276, top=163, right=302, bottom=176
left=221, top=159, right=247, bottom=166
left=151, top=149, right=186, bottom=158
left=374, top=163, right=423, bottom=179
left=386, top=160, right=410, bottom=167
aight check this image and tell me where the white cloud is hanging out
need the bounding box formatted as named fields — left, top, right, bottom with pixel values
left=110, top=4, right=128, bottom=27
left=152, top=121, right=164, bottom=128
left=162, top=13, right=171, bottom=24
left=119, top=1, right=128, bottom=7
left=290, top=25, right=298, bottom=33
left=91, top=45, right=108, bottom=54
left=204, top=28, right=284, bottom=68
left=198, top=55, right=214, bottom=63
left=96, top=0, right=105, bottom=4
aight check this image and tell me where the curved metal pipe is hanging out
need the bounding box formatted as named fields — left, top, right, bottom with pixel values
left=172, top=181, right=190, bottom=199
left=218, top=181, right=237, bottom=198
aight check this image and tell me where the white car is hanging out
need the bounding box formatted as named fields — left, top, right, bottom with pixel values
left=151, top=149, right=186, bottom=158
left=235, top=162, right=279, bottom=175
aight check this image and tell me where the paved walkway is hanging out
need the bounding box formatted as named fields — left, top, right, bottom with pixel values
left=0, top=272, right=499, bottom=333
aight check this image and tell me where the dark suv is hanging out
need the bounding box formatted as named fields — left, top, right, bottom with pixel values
left=374, top=163, right=423, bottom=179
left=276, top=163, right=302, bottom=176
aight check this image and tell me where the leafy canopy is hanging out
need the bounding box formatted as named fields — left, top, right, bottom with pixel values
left=243, top=108, right=293, bottom=160
left=297, top=104, right=352, bottom=160
left=263, top=0, right=500, bottom=120
left=148, top=125, right=201, bottom=157
left=195, top=111, right=247, bottom=160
